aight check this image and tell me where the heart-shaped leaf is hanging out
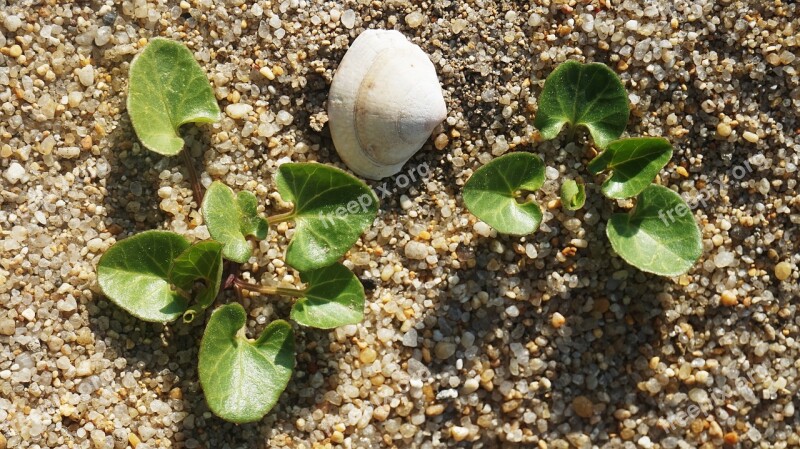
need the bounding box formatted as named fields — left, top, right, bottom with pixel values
left=169, top=241, right=224, bottom=323
left=588, top=137, right=673, bottom=199
left=535, top=61, right=630, bottom=149
left=607, top=184, right=702, bottom=276
left=276, top=163, right=378, bottom=272
left=291, top=263, right=365, bottom=329
left=128, top=38, right=221, bottom=156
left=560, top=179, right=586, bottom=211
left=463, top=152, right=545, bottom=236
left=202, top=181, right=269, bottom=263
left=97, top=231, right=190, bottom=322
left=199, top=304, right=294, bottom=423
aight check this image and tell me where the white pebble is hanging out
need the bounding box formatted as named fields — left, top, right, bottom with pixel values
left=4, top=162, right=25, bottom=184
left=473, top=222, right=492, bottom=237
left=405, top=11, right=424, bottom=28
left=341, top=10, right=356, bottom=29
left=77, top=65, right=95, bottom=87
left=4, top=15, right=22, bottom=32
left=226, top=103, right=253, bottom=119
left=404, top=241, right=429, bottom=260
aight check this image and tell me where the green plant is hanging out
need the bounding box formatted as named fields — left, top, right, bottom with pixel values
left=560, top=178, right=586, bottom=211
left=127, top=38, right=220, bottom=157
left=463, top=61, right=702, bottom=277
left=534, top=60, right=630, bottom=149
left=462, top=152, right=545, bottom=235
left=98, top=39, right=379, bottom=423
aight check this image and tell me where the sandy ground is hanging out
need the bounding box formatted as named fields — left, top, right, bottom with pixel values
left=1, top=0, right=799, bottom=448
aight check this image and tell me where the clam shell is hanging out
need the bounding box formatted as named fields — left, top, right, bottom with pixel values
left=328, top=29, right=447, bottom=180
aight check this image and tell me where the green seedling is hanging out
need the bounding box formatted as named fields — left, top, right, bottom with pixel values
left=97, top=231, right=192, bottom=322
left=198, top=304, right=294, bottom=423
left=535, top=60, right=630, bottom=149
left=588, top=137, right=673, bottom=199
left=466, top=61, right=702, bottom=277
left=560, top=178, right=586, bottom=211
left=98, top=170, right=376, bottom=422
left=606, top=184, right=702, bottom=276
left=203, top=182, right=269, bottom=263
left=462, top=152, right=545, bottom=236
left=275, top=163, right=378, bottom=272
left=127, top=38, right=220, bottom=156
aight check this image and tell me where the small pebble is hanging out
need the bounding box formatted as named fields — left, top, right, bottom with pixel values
left=720, top=291, right=738, bottom=307
left=359, top=347, right=377, bottom=364
left=450, top=426, right=469, bottom=442
left=404, top=241, right=428, bottom=260
left=405, top=11, right=424, bottom=28
left=4, top=162, right=25, bottom=184
left=225, top=103, right=253, bottom=119
left=551, top=312, right=566, bottom=328
left=572, top=396, right=594, bottom=418
left=434, top=341, right=457, bottom=360
left=775, top=262, right=792, bottom=281
left=742, top=131, right=759, bottom=143
left=716, top=122, right=732, bottom=137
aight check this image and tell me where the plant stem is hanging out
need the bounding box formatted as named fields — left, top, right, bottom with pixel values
left=567, top=125, right=576, bottom=142
left=181, top=148, right=204, bottom=206
left=267, top=210, right=296, bottom=224
left=233, top=278, right=305, bottom=298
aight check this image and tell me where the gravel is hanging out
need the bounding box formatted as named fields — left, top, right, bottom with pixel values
left=1, top=0, right=799, bottom=448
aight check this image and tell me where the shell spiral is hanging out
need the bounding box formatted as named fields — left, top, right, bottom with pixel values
left=328, top=29, right=447, bottom=180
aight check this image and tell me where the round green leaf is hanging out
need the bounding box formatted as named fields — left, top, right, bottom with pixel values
left=291, top=263, right=365, bottom=329
left=560, top=179, right=586, bottom=211
left=534, top=61, right=630, bottom=149
left=97, top=231, right=190, bottom=323
left=199, top=304, right=294, bottom=423
left=462, top=152, right=545, bottom=236
left=276, top=163, right=378, bottom=272
left=607, top=184, right=702, bottom=277
left=127, top=38, right=221, bottom=156
left=169, top=241, right=224, bottom=323
left=589, top=137, right=673, bottom=199
left=202, top=182, right=269, bottom=263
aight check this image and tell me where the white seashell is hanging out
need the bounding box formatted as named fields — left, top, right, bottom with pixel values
left=328, top=29, right=447, bottom=180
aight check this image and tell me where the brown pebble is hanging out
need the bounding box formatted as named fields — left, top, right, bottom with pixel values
left=720, top=290, right=738, bottom=307
left=571, top=395, right=594, bottom=418
left=0, top=433, right=6, bottom=449
left=716, top=122, right=732, bottom=137
left=425, top=404, right=444, bottom=416
left=723, top=431, right=739, bottom=444
left=359, top=347, right=377, bottom=364
left=169, top=387, right=183, bottom=400
left=434, top=133, right=449, bottom=150
left=81, top=135, right=93, bottom=150
left=775, top=262, right=792, bottom=281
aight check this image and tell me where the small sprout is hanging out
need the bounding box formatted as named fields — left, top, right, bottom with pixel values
left=606, top=184, right=702, bottom=276
left=275, top=163, right=378, bottom=272
left=169, top=241, right=224, bottom=323
left=198, top=304, right=294, bottom=423
left=291, top=263, right=365, bottom=329
left=560, top=178, right=586, bottom=211
left=535, top=61, right=630, bottom=149
left=588, top=137, right=673, bottom=199
left=97, top=231, right=190, bottom=323
left=202, top=182, right=269, bottom=263
left=463, top=152, right=545, bottom=236
left=127, top=38, right=221, bottom=156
